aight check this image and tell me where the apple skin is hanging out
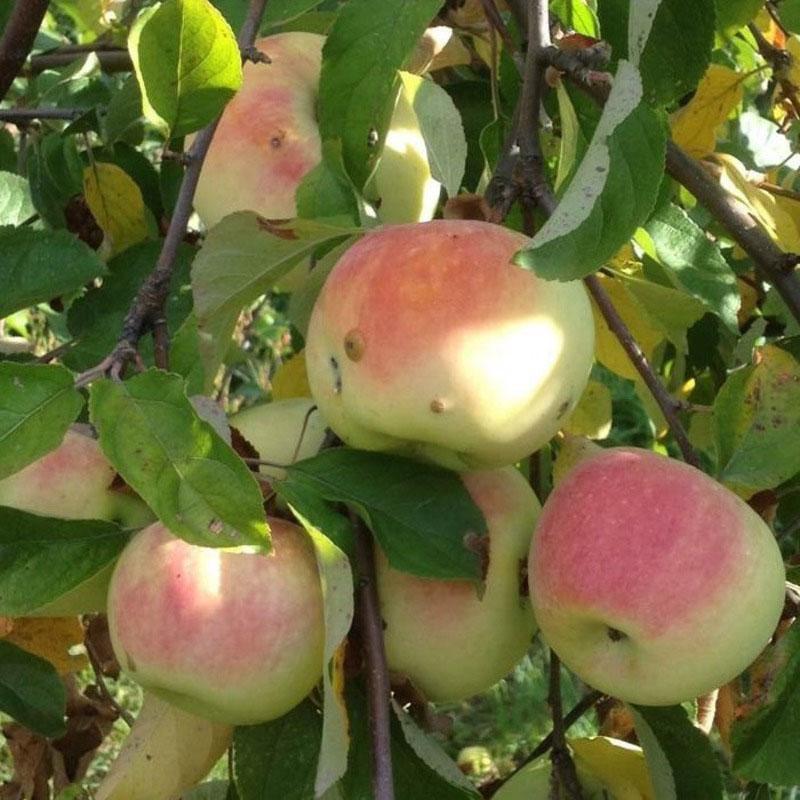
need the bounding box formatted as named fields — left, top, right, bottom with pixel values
left=193, top=33, right=440, bottom=228
left=376, top=467, right=540, bottom=702
left=107, top=518, right=325, bottom=725
left=230, top=398, right=327, bottom=479
left=530, top=447, right=786, bottom=706
left=305, top=219, right=595, bottom=470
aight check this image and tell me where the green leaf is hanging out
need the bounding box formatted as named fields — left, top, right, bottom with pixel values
left=0, top=172, right=35, bottom=226
left=296, top=142, right=362, bottom=223
left=712, top=345, right=800, bottom=493
left=714, top=0, right=763, bottom=32
left=264, top=0, right=326, bottom=28
left=26, top=134, right=84, bottom=228
left=233, top=700, right=322, bottom=800
left=514, top=61, right=666, bottom=281
left=0, top=507, right=129, bottom=616
left=642, top=203, right=740, bottom=333
left=89, top=369, right=269, bottom=549
left=0, top=363, right=83, bottom=480
left=631, top=705, right=723, bottom=800
left=404, top=72, right=466, bottom=199
left=628, top=0, right=714, bottom=105
left=284, top=449, right=486, bottom=580
left=183, top=781, right=231, bottom=800
left=103, top=75, right=146, bottom=146
left=192, top=212, right=356, bottom=382
left=0, top=227, right=106, bottom=318
left=0, top=640, right=66, bottom=738
left=129, top=0, right=243, bottom=137
left=318, top=0, right=443, bottom=188
left=550, top=0, right=599, bottom=37
left=731, top=621, right=800, bottom=785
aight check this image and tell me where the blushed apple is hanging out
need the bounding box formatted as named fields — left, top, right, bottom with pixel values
left=107, top=518, right=325, bottom=725
left=530, top=447, right=786, bottom=705
left=305, top=219, right=595, bottom=470
left=376, top=466, right=540, bottom=702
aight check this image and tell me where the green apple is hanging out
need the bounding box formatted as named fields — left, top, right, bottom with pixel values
left=530, top=447, right=786, bottom=705
left=376, top=466, right=539, bottom=702
left=305, top=219, right=595, bottom=470
left=107, top=518, right=325, bottom=725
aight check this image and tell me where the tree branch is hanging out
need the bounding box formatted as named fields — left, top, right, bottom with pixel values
left=350, top=512, right=395, bottom=800
left=0, top=107, right=83, bottom=123
left=0, top=0, right=51, bottom=101
left=75, top=0, right=270, bottom=385
left=28, top=48, right=133, bottom=74
left=547, top=651, right=584, bottom=799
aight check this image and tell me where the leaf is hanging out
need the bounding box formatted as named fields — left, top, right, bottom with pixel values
left=731, top=621, right=800, bottom=785
left=0, top=640, right=66, bottom=738
left=631, top=705, right=723, bottom=800
left=292, top=513, right=353, bottom=796
left=284, top=449, right=486, bottom=580
left=0, top=227, right=106, bottom=319
left=670, top=65, right=744, bottom=158
left=642, top=202, right=740, bottom=333
left=103, top=74, right=146, bottom=146
left=192, top=212, right=355, bottom=380
left=514, top=61, right=666, bottom=281
left=549, top=0, right=599, bottom=37
left=0, top=364, right=84, bottom=481
left=713, top=344, right=800, bottom=493
left=562, top=380, right=612, bottom=439
left=26, top=134, right=84, bottom=228
left=0, top=172, right=35, bottom=226
left=83, top=162, right=149, bottom=256
left=89, top=370, right=269, bottom=549
left=401, top=71, right=466, bottom=198
left=317, top=0, right=444, bottom=188
left=272, top=353, right=312, bottom=400
left=232, top=700, right=322, bottom=800
left=3, top=617, right=87, bottom=675
left=714, top=0, right=763, bottom=32
left=0, top=507, right=129, bottom=616
left=128, top=0, right=243, bottom=137
left=264, top=0, right=326, bottom=28
left=296, top=141, right=362, bottom=224
left=628, top=0, right=715, bottom=105
left=554, top=80, right=585, bottom=192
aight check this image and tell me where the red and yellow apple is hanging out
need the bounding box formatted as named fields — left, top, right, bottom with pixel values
left=193, top=32, right=440, bottom=228
left=305, top=219, right=595, bottom=470
left=376, top=466, right=540, bottom=702
left=107, top=518, right=325, bottom=725
left=530, top=447, right=786, bottom=705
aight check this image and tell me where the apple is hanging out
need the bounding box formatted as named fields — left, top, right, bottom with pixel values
left=530, top=447, right=786, bottom=706
left=106, top=517, right=325, bottom=725
left=376, top=466, right=540, bottom=702
left=305, top=219, right=595, bottom=470
left=193, top=32, right=440, bottom=228
left=230, top=398, right=327, bottom=479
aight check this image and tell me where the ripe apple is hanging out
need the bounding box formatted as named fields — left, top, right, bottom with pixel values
left=530, top=447, right=786, bottom=706
left=193, top=32, right=440, bottom=228
left=376, top=466, right=540, bottom=702
left=305, top=219, right=595, bottom=470
left=107, top=518, right=325, bottom=725
left=230, top=398, right=327, bottom=479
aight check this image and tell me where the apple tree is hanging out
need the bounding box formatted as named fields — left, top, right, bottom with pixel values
left=0, top=0, right=799, bottom=798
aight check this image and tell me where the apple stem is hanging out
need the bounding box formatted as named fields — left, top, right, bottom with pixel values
left=350, top=510, right=396, bottom=800
left=547, top=651, right=585, bottom=800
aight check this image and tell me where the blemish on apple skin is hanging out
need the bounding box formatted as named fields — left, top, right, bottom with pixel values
left=344, top=330, right=365, bottom=362
left=607, top=626, right=626, bottom=642
left=430, top=398, right=447, bottom=414
left=329, top=356, right=342, bottom=394
left=269, top=129, right=286, bottom=149
left=518, top=559, right=529, bottom=598
left=556, top=399, right=571, bottom=420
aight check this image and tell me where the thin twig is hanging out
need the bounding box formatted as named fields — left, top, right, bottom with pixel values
left=0, top=0, right=51, bottom=101
left=85, top=634, right=134, bottom=728
left=350, top=511, right=395, bottom=800
left=0, top=107, right=83, bottom=123
left=28, top=48, right=132, bottom=75
left=547, top=651, right=584, bottom=799
left=75, top=0, right=271, bottom=386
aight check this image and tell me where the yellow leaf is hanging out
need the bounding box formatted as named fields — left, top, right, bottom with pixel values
left=83, top=162, right=148, bottom=257
left=670, top=65, right=744, bottom=158
left=592, top=275, right=663, bottom=381
left=786, top=35, right=800, bottom=86
left=562, top=380, right=612, bottom=439
left=3, top=617, right=88, bottom=675
left=571, top=736, right=655, bottom=799
left=272, top=352, right=311, bottom=400
left=713, top=153, right=800, bottom=252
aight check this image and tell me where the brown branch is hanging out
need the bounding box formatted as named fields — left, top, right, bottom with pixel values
left=547, top=652, right=584, bottom=799
left=0, top=107, right=83, bottom=124
left=75, top=0, right=271, bottom=386
left=350, top=511, right=395, bottom=800
left=27, top=48, right=132, bottom=74
left=0, top=0, right=51, bottom=101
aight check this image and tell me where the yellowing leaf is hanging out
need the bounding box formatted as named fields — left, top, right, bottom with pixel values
left=786, top=35, right=800, bottom=86
left=671, top=65, right=744, bottom=158
left=562, top=380, right=612, bottom=439
left=571, top=736, right=655, bottom=799
left=272, top=352, right=311, bottom=400
left=83, top=162, right=148, bottom=257
left=592, top=275, right=663, bottom=381
left=713, top=153, right=800, bottom=252
left=3, top=616, right=88, bottom=675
